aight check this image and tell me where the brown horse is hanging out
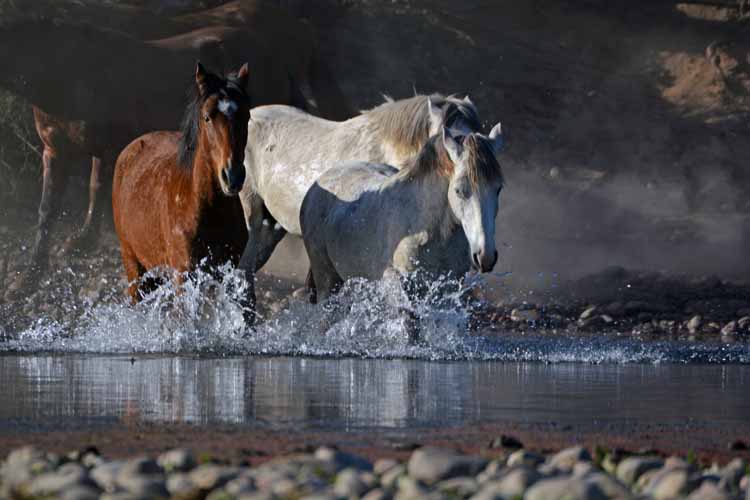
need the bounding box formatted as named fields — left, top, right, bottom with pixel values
left=112, top=62, right=251, bottom=306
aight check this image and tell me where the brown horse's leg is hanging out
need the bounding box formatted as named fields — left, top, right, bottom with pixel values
left=120, top=243, right=144, bottom=303
left=5, top=146, right=67, bottom=299
left=64, top=155, right=107, bottom=252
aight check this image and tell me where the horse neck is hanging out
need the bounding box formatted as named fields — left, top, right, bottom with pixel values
left=189, top=139, right=224, bottom=209
left=389, top=167, right=457, bottom=242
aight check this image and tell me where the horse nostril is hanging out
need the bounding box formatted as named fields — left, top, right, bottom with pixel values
left=472, top=252, right=481, bottom=269
left=221, top=168, right=229, bottom=186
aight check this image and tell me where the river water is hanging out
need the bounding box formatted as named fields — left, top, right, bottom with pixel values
left=0, top=355, right=748, bottom=433
left=1, top=267, right=749, bottom=436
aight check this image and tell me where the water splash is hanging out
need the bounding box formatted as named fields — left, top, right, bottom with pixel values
left=2, top=264, right=750, bottom=364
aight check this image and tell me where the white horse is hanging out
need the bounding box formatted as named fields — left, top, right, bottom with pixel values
left=300, top=120, right=504, bottom=325
left=239, top=94, right=481, bottom=308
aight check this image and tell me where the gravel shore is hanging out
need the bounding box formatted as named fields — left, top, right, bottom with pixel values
left=2, top=443, right=749, bottom=500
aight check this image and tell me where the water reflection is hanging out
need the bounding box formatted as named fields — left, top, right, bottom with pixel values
left=0, top=356, right=748, bottom=431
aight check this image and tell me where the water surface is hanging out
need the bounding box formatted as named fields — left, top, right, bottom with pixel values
left=1, top=355, right=748, bottom=433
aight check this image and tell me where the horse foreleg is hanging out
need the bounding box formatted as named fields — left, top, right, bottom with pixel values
left=386, top=268, right=423, bottom=345
left=64, top=155, right=107, bottom=252
left=5, top=147, right=66, bottom=299
left=305, top=268, right=317, bottom=304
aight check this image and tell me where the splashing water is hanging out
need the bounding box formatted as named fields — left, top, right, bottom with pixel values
left=2, top=264, right=750, bottom=363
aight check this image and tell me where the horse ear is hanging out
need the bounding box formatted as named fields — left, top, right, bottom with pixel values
left=236, top=63, right=250, bottom=91
left=488, top=122, right=504, bottom=155
left=195, top=62, right=211, bottom=97
left=427, top=97, right=444, bottom=136
left=442, top=125, right=462, bottom=163
left=463, top=95, right=473, bottom=106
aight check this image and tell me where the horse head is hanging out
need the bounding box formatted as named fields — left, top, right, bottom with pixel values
left=194, top=61, right=251, bottom=195
left=442, top=122, right=505, bottom=273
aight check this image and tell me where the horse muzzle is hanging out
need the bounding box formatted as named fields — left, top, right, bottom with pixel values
left=221, top=162, right=246, bottom=195
left=472, top=249, right=498, bottom=273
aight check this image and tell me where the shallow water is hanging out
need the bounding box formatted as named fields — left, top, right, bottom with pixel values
left=2, top=267, right=750, bottom=437
left=0, top=355, right=749, bottom=432
left=3, top=265, right=750, bottom=363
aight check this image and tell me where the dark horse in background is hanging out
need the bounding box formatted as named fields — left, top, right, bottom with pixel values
left=0, top=2, right=353, bottom=298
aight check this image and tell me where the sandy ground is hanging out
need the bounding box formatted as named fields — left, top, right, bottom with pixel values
left=0, top=421, right=748, bottom=466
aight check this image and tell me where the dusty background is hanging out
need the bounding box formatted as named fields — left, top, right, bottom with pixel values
left=0, top=0, right=749, bottom=323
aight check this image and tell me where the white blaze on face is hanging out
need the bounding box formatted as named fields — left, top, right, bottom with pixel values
left=218, top=99, right=238, bottom=118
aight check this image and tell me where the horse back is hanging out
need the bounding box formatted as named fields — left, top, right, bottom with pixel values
left=112, top=131, right=188, bottom=270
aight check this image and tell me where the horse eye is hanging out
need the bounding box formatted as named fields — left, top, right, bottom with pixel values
left=204, top=114, right=211, bottom=123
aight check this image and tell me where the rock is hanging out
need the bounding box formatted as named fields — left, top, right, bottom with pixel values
left=583, top=472, right=632, bottom=500
left=645, top=467, right=699, bottom=499
left=474, top=466, right=540, bottom=499
left=374, top=458, right=399, bottom=476
left=271, top=478, right=299, bottom=497
left=604, top=302, right=625, bottom=317
left=224, top=476, right=257, bottom=496
left=476, top=461, right=503, bottom=483
left=362, top=488, right=392, bottom=500
left=436, top=476, right=479, bottom=497
left=573, top=462, right=595, bottom=477
left=395, top=476, right=430, bottom=500
left=27, top=463, right=93, bottom=497
left=316, top=447, right=373, bottom=472
left=706, top=321, right=721, bottom=333
left=578, top=315, right=611, bottom=330
left=118, top=476, right=169, bottom=497
left=91, top=461, right=125, bottom=492
left=158, top=448, right=196, bottom=473
left=547, top=446, right=592, bottom=472
left=580, top=305, right=598, bottom=320
left=488, top=434, right=523, bottom=450
left=0, top=446, right=57, bottom=497
left=380, top=464, right=406, bottom=489
left=687, top=315, right=702, bottom=334
left=663, top=457, right=691, bottom=470
left=237, top=492, right=276, bottom=500
left=59, top=485, right=102, bottom=500
left=188, top=464, right=241, bottom=491
left=407, top=447, right=488, bottom=486
left=686, top=482, right=730, bottom=500
left=717, top=458, right=747, bottom=493
left=334, top=468, right=370, bottom=497
left=116, top=457, right=162, bottom=481
left=721, top=321, right=738, bottom=336
left=511, top=308, right=540, bottom=322
left=525, top=476, right=607, bottom=500
left=166, top=473, right=197, bottom=497
left=616, top=457, right=664, bottom=485
left=507, top=449, right=545, bottom=468
left=100, top=493, right=150, bottom=500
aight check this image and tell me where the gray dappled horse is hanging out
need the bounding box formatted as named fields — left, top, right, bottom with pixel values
left=239, top=94, right=481, bottom=312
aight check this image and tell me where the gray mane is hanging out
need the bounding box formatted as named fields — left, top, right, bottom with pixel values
left=365, top=94, right=481, bottom=156
left=397, top=132, right=504, bottom=187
